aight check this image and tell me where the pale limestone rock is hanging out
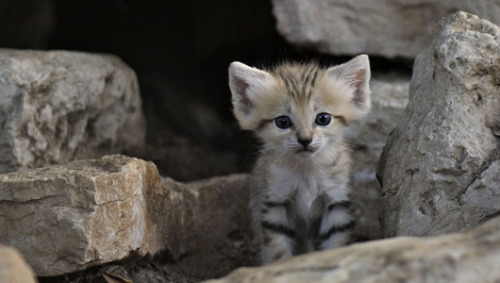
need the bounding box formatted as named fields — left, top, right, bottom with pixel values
left=0, top=49, right=145, bottom=173
left=272, top=0, right=500, bottom=58
left=378, top=12, right=500, bottom=237
left=0, top=155, right=164, bottom=276
left=205, top=216, right=500, bottom=283
left=0, top=154, right=251, bottom=277
left=0, top=245, right=37, bottom=283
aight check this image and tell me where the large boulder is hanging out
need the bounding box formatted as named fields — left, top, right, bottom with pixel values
left=0, top=245, right=37, bottom=283
left=378, top=12, right=500, bottom=237
left=0, top=155, right=165, bottom=276
left=271, top=0, right=500, bottom=59
left=348, top=76, right=410, bottom=240
left=205, top=216, right=500, bottom=283
left=0, top=155, right=251, bottom=278
left=0, top=49, right=145, bottom=173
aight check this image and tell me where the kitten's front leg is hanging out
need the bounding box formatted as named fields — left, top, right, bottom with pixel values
left=317, top=197, right=355, bottom=250
left=259, top=200, right=296, bottom=264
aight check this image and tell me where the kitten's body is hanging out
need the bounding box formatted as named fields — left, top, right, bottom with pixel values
left=228, top=56, right=371, bottom=265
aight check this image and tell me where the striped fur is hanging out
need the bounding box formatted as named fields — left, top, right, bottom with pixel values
left=229, top=55, right=371, bottom=265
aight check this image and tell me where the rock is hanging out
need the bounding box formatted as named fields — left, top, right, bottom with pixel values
left=0, top=154, right=252, bottom=278
left=0, top=245, right=37, bottom=283
left=205, top=216, right=500, bottom=283
left=271, top=0, right=500, bottom=59
left=0, top=155, right=164, bottom=276
left=159, top=174, right=254, bottom=280
left=347, top=75, right=409, bottom=240
left=378, top=12, right=500, bottom=237
left=0, top=49, right=145, bottom=173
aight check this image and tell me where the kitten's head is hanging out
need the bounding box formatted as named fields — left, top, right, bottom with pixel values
left=228, top=55, right=371, bottom=160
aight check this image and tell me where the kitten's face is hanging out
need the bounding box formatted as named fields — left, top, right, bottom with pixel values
left=254, top=80, right=346, bottom=158
left=229, top=55, right=371, bottom=160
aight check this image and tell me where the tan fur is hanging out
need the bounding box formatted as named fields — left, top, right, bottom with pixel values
left=229, top=55, right=371, bottom=265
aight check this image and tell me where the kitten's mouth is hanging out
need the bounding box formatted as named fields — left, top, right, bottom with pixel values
left=296, top=147, right=316, bottom=154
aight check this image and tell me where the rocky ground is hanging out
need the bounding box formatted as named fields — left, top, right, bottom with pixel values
left=1, top=2, right=500, bottom=283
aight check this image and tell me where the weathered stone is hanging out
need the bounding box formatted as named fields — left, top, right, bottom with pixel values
left=0, top=245, right=37, bottom=283
left=0, top=155, right=164, bottom=276
left=159, top=174, right=254, bottom=280
left=206, top=216, right=500, bottom=283
left=378, top=12, right=500, bottom=237
left=0, top=49, right=145, bottom=173
left=271, top=0, right=500, bottom=59
left=0, top=154, right=252, bottom=278
left=348, top=76, right=409, bottom=240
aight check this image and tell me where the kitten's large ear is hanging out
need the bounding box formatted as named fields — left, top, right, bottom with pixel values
left=228, top=61, right=275, bottom=130
left=326, top=54, right=371, bottom=120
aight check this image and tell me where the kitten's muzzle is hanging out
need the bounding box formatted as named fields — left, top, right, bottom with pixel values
left=296, top=137, right=315, bottom=153
left=297, top=137, right=312, bottom=147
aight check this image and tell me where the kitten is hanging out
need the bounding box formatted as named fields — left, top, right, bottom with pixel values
left=228, top=55, right=371, bottom=265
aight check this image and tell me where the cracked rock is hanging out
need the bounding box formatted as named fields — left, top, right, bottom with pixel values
left=377, top=12, right=500, bottom=237
left=0, top=155, right=165, bottom=276
left=0, top=155, right=252, bottom=278
left=0, top=49, right=145, bottom=173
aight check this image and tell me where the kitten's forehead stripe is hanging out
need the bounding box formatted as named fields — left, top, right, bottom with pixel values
left=302, top=65, right=317, bottom=100
left=272, top=63, right=321, bottom=102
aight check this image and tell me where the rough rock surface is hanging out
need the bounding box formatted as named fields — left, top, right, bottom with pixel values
left=0, top=154, right=252, bottom=279
left=378, top=12, right=500, bottom=237
left=348, top=76, right=409, bottom=240
left=272, top=0, right=500, bottom=58
left=0, top=49, right=145, bottom=173
left=0, top=245, right=37, bottom=283
left=158, top=174, right=254, bottom=281
left=206, top=216, right=500, bottom=283
left=0, top=155, right=164, bottom=276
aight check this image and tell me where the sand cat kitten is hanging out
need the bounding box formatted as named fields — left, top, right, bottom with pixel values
left=228, top=55, right=371, bottom=265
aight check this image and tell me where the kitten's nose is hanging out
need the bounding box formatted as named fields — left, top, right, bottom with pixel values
left=297, top=137, right=312, bottom=147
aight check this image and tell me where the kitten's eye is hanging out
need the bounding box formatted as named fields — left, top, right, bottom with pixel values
left=315, top=113, right=331, bottom=126
left=274, top=116, right=292, bottom=129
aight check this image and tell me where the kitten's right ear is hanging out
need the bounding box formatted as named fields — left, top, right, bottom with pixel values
left=228, top=62, right=275, bottom=130
left=326, top=54, right=371, bottom=121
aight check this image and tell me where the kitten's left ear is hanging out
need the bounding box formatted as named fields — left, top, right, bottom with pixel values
left=326, top=54, right=371, bottom=120
left=228, top=61, right=275, bottom=130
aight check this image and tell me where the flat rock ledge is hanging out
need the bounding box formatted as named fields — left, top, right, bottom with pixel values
left=0, top=155, right=251, bottom=278
left=206, top=216, right=500, bottom=283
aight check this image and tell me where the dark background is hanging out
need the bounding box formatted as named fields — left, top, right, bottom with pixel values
left=0, top=0, right=410, bottom=180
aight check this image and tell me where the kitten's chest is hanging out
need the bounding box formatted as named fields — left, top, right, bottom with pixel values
left=267, top=164, right=331, bottom=217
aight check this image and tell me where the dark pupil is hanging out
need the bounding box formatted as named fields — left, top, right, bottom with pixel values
left=315, top=113, right=331, bottom=126
left=275, top=116, right=292, bottom=129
